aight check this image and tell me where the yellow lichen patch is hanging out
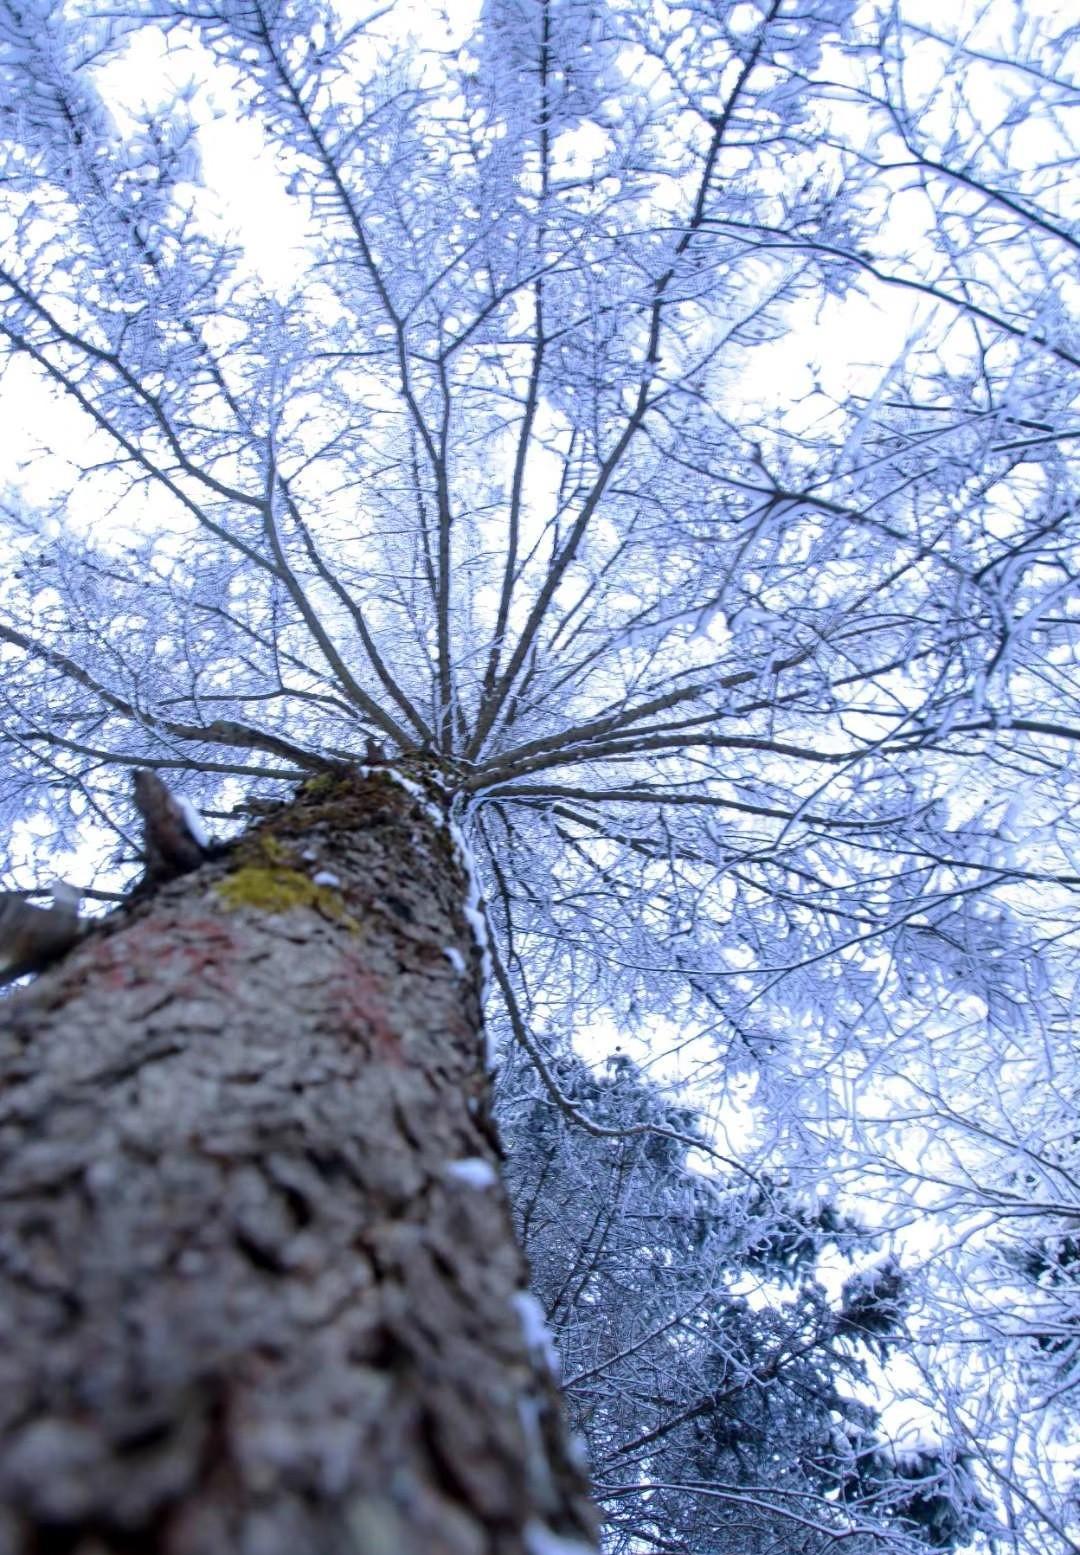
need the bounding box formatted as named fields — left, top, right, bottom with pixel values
left=249, top=832, right=292, bottom=866
left=215, top=864, right=360, bottom=929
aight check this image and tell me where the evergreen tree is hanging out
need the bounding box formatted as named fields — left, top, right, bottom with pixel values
left=501, top=1052, right=991, bottom=1552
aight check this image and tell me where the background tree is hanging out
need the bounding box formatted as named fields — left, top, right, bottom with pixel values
left=502, top=1048, right=992, bottom=1553
left=0, top=0, right=1076, bottom=1550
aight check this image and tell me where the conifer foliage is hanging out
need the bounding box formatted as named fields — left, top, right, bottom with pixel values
left=501, top=1052, right=991, bottom=1552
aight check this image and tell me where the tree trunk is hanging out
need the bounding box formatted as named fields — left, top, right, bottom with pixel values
left=0, top=766, right=598, bottom=1555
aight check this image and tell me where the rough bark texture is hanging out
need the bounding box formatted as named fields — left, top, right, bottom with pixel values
left=0, top=766, right=598, bottom=1555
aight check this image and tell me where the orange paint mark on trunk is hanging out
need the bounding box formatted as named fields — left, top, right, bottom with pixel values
left=93, top=915, right=244, bottom=995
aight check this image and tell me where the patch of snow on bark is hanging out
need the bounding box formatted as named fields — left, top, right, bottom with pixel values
left=312, top=869, right=340, bottom=887
left=512, top=1291, right=560, bottom=1379
left=175, top=795, right=209, bottom=849
left=380, top=767, right=447, bottom=830
left=567, top=1431, right=590, bottom=1472
left=443, top=945, right=467, bottom=976
left=447, top=816, right=495, bottom=1064
left=444, top=1157, right=497, bottom=1189
left=450, top=818, right=492, bottom=995
left=50, top=880, right=82, bottom=912
left=524, top=1522, right=596, bottom=1555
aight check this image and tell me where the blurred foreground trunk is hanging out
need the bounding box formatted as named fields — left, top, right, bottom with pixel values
left=0, top=766, right=597, bottom=1555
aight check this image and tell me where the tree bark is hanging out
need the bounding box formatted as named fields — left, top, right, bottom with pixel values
left=0, top=766, right=598, bottom=1555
